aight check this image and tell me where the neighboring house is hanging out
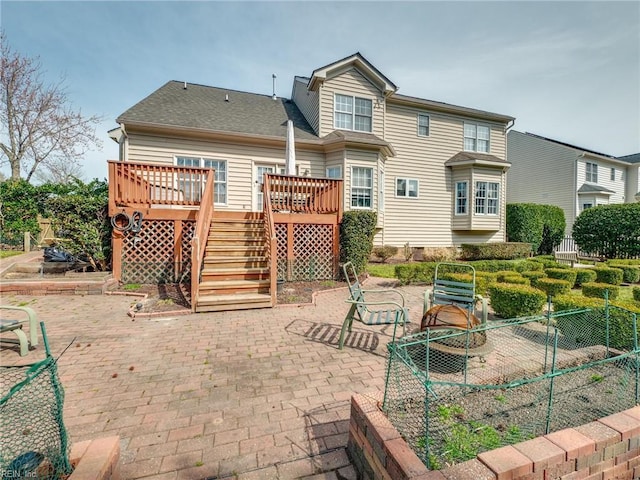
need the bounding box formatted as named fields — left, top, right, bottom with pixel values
left=111, top=52, right=514, bottom=249
left=507, top=131, right=639, bottom=233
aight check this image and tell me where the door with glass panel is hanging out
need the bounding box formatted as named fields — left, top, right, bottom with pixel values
left=255, top=164, right=285, bottom=211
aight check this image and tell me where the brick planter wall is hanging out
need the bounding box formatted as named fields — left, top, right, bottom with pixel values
left=348, top=393, right=640, bottom=480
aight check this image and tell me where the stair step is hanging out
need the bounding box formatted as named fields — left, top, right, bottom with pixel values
left=196, top=293, right=272, bottom=312
left=201, top=268, right=269, bottom=282
left=206, top=246, right=266, bottom=256
left=202, top=267, right=268, bottom=275
left=203, top=256, right=267, bottom=268
left=199, top=279, right=270, bottom=289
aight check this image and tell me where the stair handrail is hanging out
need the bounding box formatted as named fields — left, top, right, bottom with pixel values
left=190, top=168, right=215, bottom=312
left=263, top=174, right=278, bottom=305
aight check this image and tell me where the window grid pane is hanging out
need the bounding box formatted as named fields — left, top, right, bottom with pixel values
left=418, top=115, right=429, bottom=136
left=396, top=179, right=406, bottom=197
left=456, top=182, right=468, bottom=214
left=464, top=123, right=490, bottom=153
left=351, top=167, right=372, bottom=208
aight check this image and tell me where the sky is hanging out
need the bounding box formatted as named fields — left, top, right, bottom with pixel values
left=1, top=0, right=639, bottom=182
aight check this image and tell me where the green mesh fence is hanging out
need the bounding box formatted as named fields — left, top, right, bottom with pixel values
left=383, top=306, right=639, bottom=470
left=0, top=325, right=71, bottom=479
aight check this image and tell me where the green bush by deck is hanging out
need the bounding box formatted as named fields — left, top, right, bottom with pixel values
left=506, top=203, right=566, bottom=255
left=340, top=211, right=377, bottom=274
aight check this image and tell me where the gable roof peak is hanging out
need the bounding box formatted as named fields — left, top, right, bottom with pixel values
left=308, top=52, right=397, bottom=95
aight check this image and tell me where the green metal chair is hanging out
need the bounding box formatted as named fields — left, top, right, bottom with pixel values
left=339, top=261, right=408, bottom=350
left=0, top=305, right=39, bottom=356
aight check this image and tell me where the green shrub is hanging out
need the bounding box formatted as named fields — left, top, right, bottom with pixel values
left=544, top=268, right=578, bottom=286
left=521, top=271, right=547, bottom=287
left=488, top=284, right=546, bottom=318
left=606, top=259, right=640, bottom=266
left=593, top=267, right=624, bottom=286
left=469, top=260, right=519, bottom=272
left=372, top=245, right=398, bottom=263
left=500, top=275, right=530, bottom=286
left=536, top=278, right=572, bottom=297
left=572, top=203, right=640, bottom=259
left=496, top=271, right=522, bottom=282
left=606, top=262, right=640, bottom=283
left=554, top=295, right=640, bottom=350
left=574, top=269, right=597, bottom=287
left=506, top=203, right=566, bottom=254
left=438, top=271, right=496, bottom=296
left=514, top=260, right=544, bottom=273
left=340, top=211, right=377, bottom=274
left=634, top=287, right=640, bottom=302
left=395, top=262, right=436, bottom=285
left=530, top=256, right=564, bottom=269
left=582, top=282, right=620, bottom=300
left=460, top=243, right=531, bottom=260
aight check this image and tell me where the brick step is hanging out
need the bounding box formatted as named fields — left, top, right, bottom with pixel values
left=195, top=293, right=272, bottom=312
left=203, top=256, right=267, bottom=269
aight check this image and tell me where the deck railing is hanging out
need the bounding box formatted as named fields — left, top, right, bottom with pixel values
left=263, top=177, right=278, bottom=306
left=108, top=160, right=211, bottom=212
left=190, top=169, right=215, bottom=311
left=264, top=174, right=343, bottom=216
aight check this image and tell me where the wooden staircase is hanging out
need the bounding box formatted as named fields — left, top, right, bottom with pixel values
left=195, top=212, right=273, bottom=312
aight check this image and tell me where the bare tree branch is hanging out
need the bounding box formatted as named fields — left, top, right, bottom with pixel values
left=0, top=33, right=102, bottom=182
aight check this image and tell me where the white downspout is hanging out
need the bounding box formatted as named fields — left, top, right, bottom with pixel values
left=120, top=123, right=129, bottom=162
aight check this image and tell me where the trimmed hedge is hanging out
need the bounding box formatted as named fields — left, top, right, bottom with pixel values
left=395, top=262, right=437, bottom=285
left=436, top=271, right=497, bottom=297
left=606, top=262, right=640, bottom=283
left=544, top=268, right=578, bottom=286
left=536, top=278, right=572, bottom=297
left=372, top=245, right=398, bottom=263
left=593, top=267, right=624, bottom=286
left=574, top=269, right=597, bottom=287
left=582, top=282, right=620, bottom=300
left=506, top=203, right=566, bottom=254
left=521, top=271, right=547, bottom=287
left=500, top=274, right=530, bottom=286
left=489, top=284, right=547, bottom=318
left=468, top=260, right=518, bottom=272
left=460, top=242, right=531, bottom=260
left=514, top=260, right=544, bottom=273
left=340, top=211, right=377, bottom=274
left=572, top=203, right=640, bottom=259
left=553, top=294, right=640, bottom=350
left=634, top=287, right=640, bottom=302
left=530, top=256, right=565, bottom=269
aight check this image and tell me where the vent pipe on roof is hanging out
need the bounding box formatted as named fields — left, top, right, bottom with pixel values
left=183, top=81, right=187, bottom=90
left=225, top=94, right=229, bottom=102
left=272, top=74, right=277, bottom=100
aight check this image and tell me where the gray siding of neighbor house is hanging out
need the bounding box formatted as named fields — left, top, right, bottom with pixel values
left=507, top=131, right=578, bottom=232
left=292, top=78, right=320, bottom=135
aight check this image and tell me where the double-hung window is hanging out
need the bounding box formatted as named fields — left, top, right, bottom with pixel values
left=586, top=162, right=598, bottom=183
left=176, top=156, right=227, bottom=204
left=334, top=94, right=372, bottom=132
left=475, top=181, right=499, bottom=215
left=464, top=123, right=490, bottom=153
left=610, top=167, right=616, bottom=181
left=396, top=178, right=418, bottom=198
left=417, top=114, right=430, bottom=137
left=351, top=167, right=373, bottom=208
left=455, top=181, right=468, bottom=215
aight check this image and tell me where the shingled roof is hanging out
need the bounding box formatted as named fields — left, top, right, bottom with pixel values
left=619, top=153, right=640, bottom=164
left=117, top=81, right=318, bottom=141
left=577, top=183, right=616, bottom=194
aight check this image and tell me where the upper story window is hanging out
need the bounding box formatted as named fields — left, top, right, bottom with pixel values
left=176, top=156, right=227, bottom=204
left=396, top=178, right=418, bottom=198
left=586, top=162, right=598, bottom=183
left=417, top=114, right=430, bottom=137
left=351, top=166, right=373, bottom=209
left=475, top=181, right=499, bottom=215
left=326, top=166, right=342, bottom=179
left=464, top=123, right=490, bottom=153
left=455, top=181, right=468, bottom=215
left=334, top=94, right=372, bottom=132
left=610, top=167, right=616, bottom=181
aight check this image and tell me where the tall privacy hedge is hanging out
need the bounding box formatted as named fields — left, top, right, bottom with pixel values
left=339, top=210, right=377, bottom=274
left=572, top=203, right=640, bottom=259
left=506, top=203, right=566, bottom=255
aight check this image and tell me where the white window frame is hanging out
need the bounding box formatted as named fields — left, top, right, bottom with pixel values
left=326, top=166, right=343, bottom=179
left=463, top=123, right=490, bottom=153
left=395, top=177, right=419, bottom=198
left=350, top=166, right=373, bottom=209
left=417, top=114, right=430, bottom=137
left=455, top=181, right=468, bottom=215
left=334, top=94, right=372, bottom=133
left=586, top=162, right=598, bottom=183
left=474, top=181, right=499, bottom=215
left=176, top=156, right=227, bottom=205
left=582, top=202, right=593, bottom=211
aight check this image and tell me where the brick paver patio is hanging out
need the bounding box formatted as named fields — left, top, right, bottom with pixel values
left=1, top=277, right=425, bottom=479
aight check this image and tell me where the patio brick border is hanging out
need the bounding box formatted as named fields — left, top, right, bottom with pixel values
left=348, top=393, right=640, bottom=480
left=69, top=436, right=121, bottom=480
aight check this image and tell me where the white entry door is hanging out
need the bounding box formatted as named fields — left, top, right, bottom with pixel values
left=255, top=164, right=285, bottom=211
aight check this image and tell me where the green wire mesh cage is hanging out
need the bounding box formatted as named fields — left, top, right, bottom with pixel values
left=0, top=324, right=72, bottom=479
left=383, top=306, right=639, bottom=470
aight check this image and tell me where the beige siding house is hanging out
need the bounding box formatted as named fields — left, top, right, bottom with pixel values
left=507, top=131, right=639, bottom=233
left=111, top=52, right=515, bottom=248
